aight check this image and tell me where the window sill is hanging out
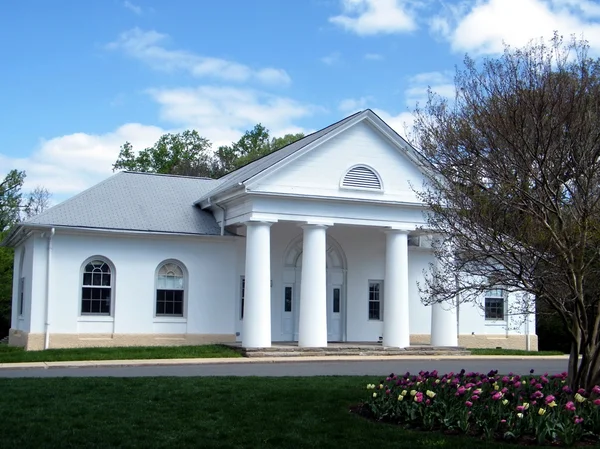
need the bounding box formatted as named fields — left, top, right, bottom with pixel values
left=154, top=316, right=187, bottom=323
left=78, top=315, right=114, bottom=322
left=485, top=320, right=507, bottom=326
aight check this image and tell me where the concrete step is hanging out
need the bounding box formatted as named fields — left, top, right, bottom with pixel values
left=240, top=346, right=471, bottom=358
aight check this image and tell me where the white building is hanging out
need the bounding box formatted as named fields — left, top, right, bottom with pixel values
left=4, top=110, right=537, bottom=351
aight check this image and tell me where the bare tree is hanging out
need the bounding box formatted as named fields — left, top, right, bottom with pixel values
left=23, top=186, right=51, bottom=219
left=413, top=34, right=600, bottom=390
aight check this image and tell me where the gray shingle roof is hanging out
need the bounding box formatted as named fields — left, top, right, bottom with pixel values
left=196, top=109, right=366, bottom=203
left=25, top=172, right=223, bottom=235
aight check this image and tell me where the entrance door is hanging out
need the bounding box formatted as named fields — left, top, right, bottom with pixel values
left=327, top=285, right=343, bottom=341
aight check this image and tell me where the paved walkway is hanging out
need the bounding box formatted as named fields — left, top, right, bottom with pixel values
left=0, top=354, right=569, bottom=370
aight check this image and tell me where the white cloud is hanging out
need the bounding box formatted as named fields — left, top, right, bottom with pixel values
left=107, top=28, right=292, bottom=86
left=364, top=53, right=383, bottom=60
left=1, top=85, right=319, bottom=197
left=321, top=52, right=342, bottom=65
left=148, top=86, right=316, bottom=147
left=372, top=109, right=415, bottom=139
left=432, top=0, right=600, bottom=55
left=404, top=71, right=455, bottom=108
left=0, top=124, right=166, bottom=197
left=338, top=96, right=373, bottom=113
left=330, top=0, right=418, bottom=35
left=123, top=1, right=142, bottom=15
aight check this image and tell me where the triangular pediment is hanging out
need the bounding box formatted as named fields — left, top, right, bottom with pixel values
left=245, top=112, right=429, bottom=204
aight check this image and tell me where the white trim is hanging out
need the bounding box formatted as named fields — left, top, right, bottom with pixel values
left=368, top=279, right=384, bottom=321
left=79, top=255, right=116, bottom=319
left=17, top=224, right=240, bottom=243
left=154, top=259, right=188, bottom=319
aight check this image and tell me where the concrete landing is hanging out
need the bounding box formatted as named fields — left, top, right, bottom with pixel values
left=225, top=342, right=471, bottom=358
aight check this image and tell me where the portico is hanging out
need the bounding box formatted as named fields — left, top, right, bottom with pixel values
left=239, top=219, right=459, bottom=349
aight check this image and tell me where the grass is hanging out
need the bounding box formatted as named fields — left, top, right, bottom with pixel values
left=468, top=348, right=565, bottom=356
left=0, top=376, right=542, bottom=449
left=0, top=344, right=241, bottom=363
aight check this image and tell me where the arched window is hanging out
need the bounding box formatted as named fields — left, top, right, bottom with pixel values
left=81, top=258, right=113, bottom=315
left=156, top=261, right=185, bottom=316
left=341, top=165, right=383, bottom=191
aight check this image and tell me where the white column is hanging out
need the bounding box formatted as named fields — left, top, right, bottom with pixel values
left=430, top=301, right=458, bottom=346
left=242, top=221, right=272, bottom=348
left=298, top=224, right=328, bottom=348
left=383, top=230, right=410, bottom=348
left=430, top=240, right=458, bottom=347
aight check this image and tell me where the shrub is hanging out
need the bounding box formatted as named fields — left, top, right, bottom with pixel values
left=361, top=370, right=600, bottom=446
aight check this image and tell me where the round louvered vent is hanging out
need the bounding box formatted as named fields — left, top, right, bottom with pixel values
left=341, top=165, right=382, bottom=190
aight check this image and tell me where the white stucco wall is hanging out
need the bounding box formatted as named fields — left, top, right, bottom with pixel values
left=21, top=230, right=239, bottom=337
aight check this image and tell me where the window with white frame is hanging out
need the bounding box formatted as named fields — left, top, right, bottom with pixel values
left=240, top=276, right=245, bottom=319
left=485, top=289, right=506, bottom=320
left=368, top=280, right=383, bottom=320
left=81, top=259, right=113, bottom=315
left=156, top=262, right=185, bottom=316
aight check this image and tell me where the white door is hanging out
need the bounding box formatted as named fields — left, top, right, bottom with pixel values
left=327, top=285, right=343, bottom=341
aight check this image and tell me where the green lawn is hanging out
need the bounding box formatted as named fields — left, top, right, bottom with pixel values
left=0, top=376, right=542, bottom=448
left=468, top=348, right=565, bottom=356
left=0, top=344, right=241, bottom=363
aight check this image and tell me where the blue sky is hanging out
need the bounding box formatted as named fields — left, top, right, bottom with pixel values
left=2, top=0, right=600, bottom=199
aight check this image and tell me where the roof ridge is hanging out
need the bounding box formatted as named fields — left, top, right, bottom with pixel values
left=124, top=171, right=217, bottom=181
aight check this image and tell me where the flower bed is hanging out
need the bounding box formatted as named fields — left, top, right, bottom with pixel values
left=360, top=370, right=600, bottom=446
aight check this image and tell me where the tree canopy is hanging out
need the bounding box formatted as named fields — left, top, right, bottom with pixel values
left=113, top=125, right=304, bottom=178
left=413, top=34, right=600, bottom=390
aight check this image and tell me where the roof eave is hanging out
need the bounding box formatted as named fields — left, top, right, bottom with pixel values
left=196, top=184, right=246, bottom=209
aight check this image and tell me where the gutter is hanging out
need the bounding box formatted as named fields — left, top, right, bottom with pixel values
left=44, top=227, right=55, bottom=350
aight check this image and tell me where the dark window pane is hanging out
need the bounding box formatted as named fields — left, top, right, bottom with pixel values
left=101, top=273, right=111, bottom=286
left=83, top=273, right=92, bottom=285
left=485, top=298, right=504, bottom=319
left=92, top=273, right=102, bottom=286
left=81, top=299, right=91, bottom=313
left=369, top=302, right=380, bottom=320
left=174, top=301, right=183, bottom=316
left=333, top=288, right=340, bottom=313
left=284, top=286, right=292, bottom=312
left=240, top=278, right=245, bottom=319
left=156, top=289, right=184, bottom=316
left=101, top=263, right=110, bottom=273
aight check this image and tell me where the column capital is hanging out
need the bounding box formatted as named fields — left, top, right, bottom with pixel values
left=244, top=220, right=275, bottom=227
left=298, top=221, right=333, bottom=229
left=383, top=228, right=410, bottom=235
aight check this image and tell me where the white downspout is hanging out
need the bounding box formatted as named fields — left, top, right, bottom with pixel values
left=44, top=227, right=55, bottom=350
left=215, top=203, right=226, bottom=236
left=525, top=312, right=531, bottom=351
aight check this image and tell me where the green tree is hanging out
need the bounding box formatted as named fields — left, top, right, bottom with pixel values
left=0, top=170, right=25, bottom=232
left=113, top=130, right=215, bottom=177
left=413, top=34, right=600, bottom=390
left=214, top=125, right=304, bottom=176
left=114, top=126, right=304, bottom=179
